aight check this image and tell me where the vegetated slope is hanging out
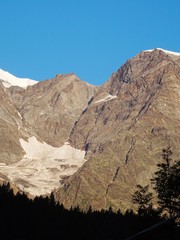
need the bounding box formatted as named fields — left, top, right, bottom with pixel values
left=55, top=49, right=180, bottom=212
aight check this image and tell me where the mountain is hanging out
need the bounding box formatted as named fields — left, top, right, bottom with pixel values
left=7, top=73, right=97, bottom=147
left=54, top=49, right=180, bottom=211
left=0, top=48, right=179, bottom=212
left=0, top=71, right=97, bottom=195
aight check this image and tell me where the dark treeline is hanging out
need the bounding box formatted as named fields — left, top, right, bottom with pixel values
left=0, top=183, right=179, bottom=240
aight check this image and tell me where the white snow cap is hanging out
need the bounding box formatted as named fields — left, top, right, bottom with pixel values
left=94, top=94, right=117, bottom=104
left=0, top=69, right=38, bottom=89
left=144, top=48, right=180, bottom=56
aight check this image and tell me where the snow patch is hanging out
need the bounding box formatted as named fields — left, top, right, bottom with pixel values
left=19, top=137, right=85, bottom=161
left=0, top=69, right=38, bottom=89
left=0, top=137, right=86, bottom=196
left=94, top=94, right=117, bottom=104
left=17, top=112, right=22, bottom=120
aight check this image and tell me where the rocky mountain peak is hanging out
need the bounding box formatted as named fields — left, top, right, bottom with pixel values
left=7, top=73, right=97, bottom=147
left=56, top=48, right=180, bottom=211
left=103, top=48, right=178, bottom=96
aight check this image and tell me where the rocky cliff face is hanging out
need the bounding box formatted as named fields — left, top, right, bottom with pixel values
left=0, top=82, right=34, bottom=164
left=55, top=49, right=180, bottom=211
left=7, top=73, right=97, bottom=147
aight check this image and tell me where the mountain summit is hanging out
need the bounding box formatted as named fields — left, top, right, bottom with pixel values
left=0, top=48, right=179, bottom=212
left=55, top=48, right=180, bottom=211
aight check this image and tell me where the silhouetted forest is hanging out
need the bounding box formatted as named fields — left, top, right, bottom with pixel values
left=0, top=183, right=179, bottom=240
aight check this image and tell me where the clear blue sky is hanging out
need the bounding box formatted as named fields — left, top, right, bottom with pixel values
left=0, top=0, right=180, bottom=85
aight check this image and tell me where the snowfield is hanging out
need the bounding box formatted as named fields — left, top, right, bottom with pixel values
left=0, top=69, right=38, bottom=89
left=0, top=137, right=86, bottom=196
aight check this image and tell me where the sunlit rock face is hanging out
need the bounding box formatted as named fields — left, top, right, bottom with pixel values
left=55, top=49, right=180, bottom=212
left=7, top=73, right=97, bottom=147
